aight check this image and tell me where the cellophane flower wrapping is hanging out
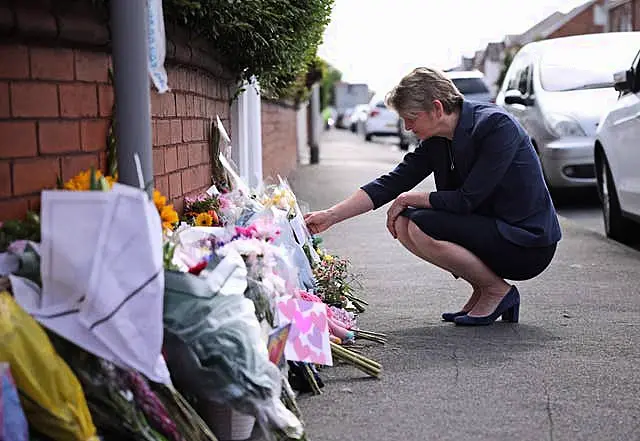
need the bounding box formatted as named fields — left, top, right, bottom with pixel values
left=162, top=250, right=303, bottom=439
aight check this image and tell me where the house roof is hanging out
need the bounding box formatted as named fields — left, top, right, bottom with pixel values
left=517, top=11, right=566, bottom=45
left=513, top=0, right=598, bottom=46
left=542, top=0, right=600, bottom=37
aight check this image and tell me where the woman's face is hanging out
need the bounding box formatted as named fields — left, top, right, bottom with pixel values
left=401, top=109, right=439, bottom=140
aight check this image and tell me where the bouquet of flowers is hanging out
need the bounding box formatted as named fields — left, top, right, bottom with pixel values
left=182, top=194, right=222, bottom=227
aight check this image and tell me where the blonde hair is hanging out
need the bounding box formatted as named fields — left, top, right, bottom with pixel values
left=385, top=67, right=463, bottom=116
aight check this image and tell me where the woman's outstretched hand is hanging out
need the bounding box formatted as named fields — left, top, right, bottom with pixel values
left=304, top=210, right=337, bottom=235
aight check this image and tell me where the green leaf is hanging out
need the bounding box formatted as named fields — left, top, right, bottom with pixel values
left=89, top=167, right=98, bottom=191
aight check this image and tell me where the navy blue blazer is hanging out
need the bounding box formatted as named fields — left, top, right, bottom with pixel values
left=361, top=100, right=562, bottom=247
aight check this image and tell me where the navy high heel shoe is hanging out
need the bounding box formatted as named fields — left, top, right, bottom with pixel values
left=454, top=286, right=520, bottom=326
left=441, top=311, right=467, bottom=322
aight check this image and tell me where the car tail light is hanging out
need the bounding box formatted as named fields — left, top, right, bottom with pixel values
left=369, top=109, right=380, bottom=117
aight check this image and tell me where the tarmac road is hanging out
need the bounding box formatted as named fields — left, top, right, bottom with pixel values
left=286, top=129, right=640, bottom=441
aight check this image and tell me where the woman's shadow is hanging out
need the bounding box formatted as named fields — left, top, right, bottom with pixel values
left=375, top=322, right=559, bottom=372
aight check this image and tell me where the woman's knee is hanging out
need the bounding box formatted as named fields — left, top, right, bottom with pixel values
left=394, top=216, right=411, bottom=241
left=407, top=220, right=439, bottom=249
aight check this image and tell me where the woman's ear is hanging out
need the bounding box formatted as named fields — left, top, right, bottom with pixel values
left=432, top=100, right=444, bottom=118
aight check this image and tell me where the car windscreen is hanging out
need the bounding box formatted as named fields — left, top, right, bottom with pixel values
left=540, top=41, right=640, bottom=92
left=451, top=78, right=489, bottom=94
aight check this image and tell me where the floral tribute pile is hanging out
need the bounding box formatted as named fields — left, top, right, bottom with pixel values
left=0, top=166, right=385, bottom=441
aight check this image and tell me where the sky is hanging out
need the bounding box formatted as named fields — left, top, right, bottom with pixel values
left=318, top=0, right=590, bottom=95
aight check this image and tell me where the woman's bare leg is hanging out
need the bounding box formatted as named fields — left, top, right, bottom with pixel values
left=394, top=217, right=511, bottom=316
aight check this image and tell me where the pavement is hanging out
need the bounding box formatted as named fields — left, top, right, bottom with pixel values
left=287, top=129, right=640, bottom=441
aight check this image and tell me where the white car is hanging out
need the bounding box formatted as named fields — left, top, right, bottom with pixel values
left=362, top=97, right=402, bottom=141
left=594, top=49, right=640, bottom=244
left=446, top=70, right=493, bottom=103
left=348, top=104, right=370, bottom=133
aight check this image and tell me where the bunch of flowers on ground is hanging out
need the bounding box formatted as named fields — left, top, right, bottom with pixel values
left=182, top=194, right=222, bottom=227
left=0, top=166, right=385, bottom=441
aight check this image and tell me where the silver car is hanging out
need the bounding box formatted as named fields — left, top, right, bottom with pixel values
left=495, top=32, right=640, bottom=191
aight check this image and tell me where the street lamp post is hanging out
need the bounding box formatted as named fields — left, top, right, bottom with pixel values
left=110, top=0, right=154, bottom=195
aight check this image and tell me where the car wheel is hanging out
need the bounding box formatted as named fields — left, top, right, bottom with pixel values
left=598, top=154, right=634, bottom=243
left=365, top=133, right=372, bottom=142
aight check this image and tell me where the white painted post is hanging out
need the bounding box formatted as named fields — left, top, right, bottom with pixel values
left=247, top=77, right=263, bottom=188
left=231, top=85, right=250, bottom=185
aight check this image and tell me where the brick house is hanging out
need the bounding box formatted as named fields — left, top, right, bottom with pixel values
left=607, top=0, right=640, bottom=30
left=545, top=0, right=607, bottom=39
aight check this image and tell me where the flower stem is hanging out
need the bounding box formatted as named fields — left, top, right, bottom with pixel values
left=331, top=342, right=381, bottom=377
left=353, top=330, right=388, bottom=344
left=344, top=293, right=369, bottom=306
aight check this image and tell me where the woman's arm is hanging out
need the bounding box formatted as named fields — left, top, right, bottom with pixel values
left=328, top=188, right=375, bottom=223
left=304, top=189, right=374, bottom=234
left=360, top=141, right=434, bottom=209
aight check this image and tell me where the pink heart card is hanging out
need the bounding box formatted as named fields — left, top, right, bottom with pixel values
left=275, top=297, right=332, bottom=366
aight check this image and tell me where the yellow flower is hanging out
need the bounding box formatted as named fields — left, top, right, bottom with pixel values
left=160, top=204, right=179, bottom=231
left=63, top=169, right=114, bottom=191
left=64, top=170, right=93, bottom=191
left=153, top=190, right=167, bottom=212
left=195, top=212, right=213, bottom=227
left=323, top=254, right=334, bottom=263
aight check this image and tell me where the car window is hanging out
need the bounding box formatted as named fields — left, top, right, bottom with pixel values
left=451, top=78, right=489, bottom=94
left=506, top=69, right=521, bottom=91
left=505, top=57, right=525, bottom=92
left=540, top=41, right=640, bottom=92
left=375, top=101, right=386, bottom=108
left=633, top=49, right=640, bottom=83
left=517, top=65, right=532, bottom=95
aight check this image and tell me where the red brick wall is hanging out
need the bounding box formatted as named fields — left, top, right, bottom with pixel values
left=151, top=65, right=233, bottom=214
left=0, top=43, right=113, bottom=220
left=261, top=100, right=298, bottom=181
left=548, top=0, right=605, bottom=39
left=608, top=1, right=634, bottom=31
left=0, top=1, right=300, bottom=221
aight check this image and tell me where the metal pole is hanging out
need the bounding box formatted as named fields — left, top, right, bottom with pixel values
left=110, top=0, right=153, bottom=195
left=308, top=83, right=320, bottom=164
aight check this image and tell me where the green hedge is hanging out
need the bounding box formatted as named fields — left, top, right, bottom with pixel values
left=163, top=0, right=334, bottom=98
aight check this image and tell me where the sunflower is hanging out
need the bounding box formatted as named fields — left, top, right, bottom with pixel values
left=153, top=190, right=167, bottom=212
left=195, top=212, right=213, bottom=227
left=64, top=169, right=114, bottom=191
left=160, top=204, right=179, bottom=231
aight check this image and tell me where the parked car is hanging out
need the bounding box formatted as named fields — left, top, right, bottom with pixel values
left=594, top=48, right=640, bottom=243
left=362, top=96, right=411, bottom=149
left=447, top=70, right=493, bottom=102
left=349, top=104, right=369, bottom=133
left=495, top=32, right=640, bottom=192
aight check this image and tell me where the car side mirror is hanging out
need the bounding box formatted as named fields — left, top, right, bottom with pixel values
left=504, top=89, right=528, bottom=105
left=614, top=68, right=634, bottom=92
